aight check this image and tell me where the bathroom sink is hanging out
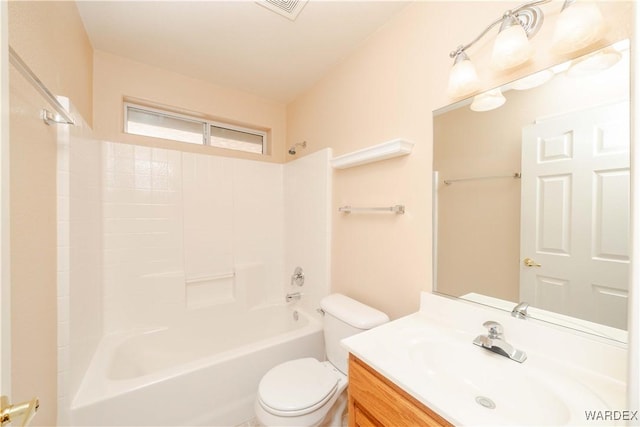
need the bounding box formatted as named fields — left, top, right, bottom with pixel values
left=406, top=337, right=614, bottom=425
left=344, top=318, right=611, bottom=426
left=409, top=340, right=575, bottom=425
left=341, top=301, right=624, bottom=426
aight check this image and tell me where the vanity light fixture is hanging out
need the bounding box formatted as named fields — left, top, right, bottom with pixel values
left=447, top=0, right=606, bottom=99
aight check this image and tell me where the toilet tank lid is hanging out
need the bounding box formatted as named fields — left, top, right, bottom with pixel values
left=320, top=294, right=389, bottom=329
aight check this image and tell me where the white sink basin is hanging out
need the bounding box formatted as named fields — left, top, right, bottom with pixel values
left=409, top=339, right=593, bottom=425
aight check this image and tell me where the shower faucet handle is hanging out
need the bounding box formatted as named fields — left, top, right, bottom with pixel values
left=291, top=266, right=305, bottom=287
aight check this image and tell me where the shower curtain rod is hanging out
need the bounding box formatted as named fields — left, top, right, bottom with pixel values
left=8, top=46, right=75, bottom=126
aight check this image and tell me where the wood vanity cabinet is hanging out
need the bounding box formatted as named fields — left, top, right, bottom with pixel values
left=348, top=354, right=453, bottom=427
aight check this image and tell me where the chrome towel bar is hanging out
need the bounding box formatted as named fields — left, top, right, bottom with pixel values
left=443, top=172, right=521, bottom=185
left=338, top=205, right=405, bottom=214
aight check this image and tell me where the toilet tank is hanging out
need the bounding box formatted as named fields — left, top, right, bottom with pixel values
left=320, top=294, right=389, bottom=374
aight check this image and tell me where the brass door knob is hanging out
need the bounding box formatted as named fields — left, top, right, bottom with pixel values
left=523, top=257, right=541, bottom=267
left=1, top=396, right=39, bottom=427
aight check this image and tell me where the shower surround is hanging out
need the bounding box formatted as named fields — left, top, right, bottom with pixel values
left=57, top=140, right=332, bottom=425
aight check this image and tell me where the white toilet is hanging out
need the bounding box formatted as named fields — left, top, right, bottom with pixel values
left=255, top=293, right=389, bottom=427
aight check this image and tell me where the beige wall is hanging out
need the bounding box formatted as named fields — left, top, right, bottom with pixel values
left=287, top=1, right=632, bottom=320
left=93, top=51, right=287, bottom=163
left=288, top=2, right=442, bottom=319
left=8, top=1, right=93, bottom=425
left=8, top=1, right=93, bottom=126
left=9, top=68, right=58, bottom=426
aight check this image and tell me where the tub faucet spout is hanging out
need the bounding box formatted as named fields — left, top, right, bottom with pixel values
left=285, top=292, right=303, bottom=303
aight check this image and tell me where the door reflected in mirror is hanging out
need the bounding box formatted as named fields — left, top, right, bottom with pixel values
left=433, top=40, right=630, bottom=343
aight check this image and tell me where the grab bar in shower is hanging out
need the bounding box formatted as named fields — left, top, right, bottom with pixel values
left=185, top=272, right=235, bottom=285
left=443, top=172, right=521, bottom=185
left=338, top=205, right=405, bottom=214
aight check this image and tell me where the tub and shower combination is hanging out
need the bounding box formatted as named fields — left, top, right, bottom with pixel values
left=71, top=305, right=324, bottom=426
left=64, top=145, right=332, bottom=426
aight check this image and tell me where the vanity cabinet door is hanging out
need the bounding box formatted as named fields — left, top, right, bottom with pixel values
left=348, top=354, right=452, bottom=427
left=353, top=405, right=378, bottom=427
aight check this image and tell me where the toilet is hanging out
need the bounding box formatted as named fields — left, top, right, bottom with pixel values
left=255, top=294, right=389, bottom=427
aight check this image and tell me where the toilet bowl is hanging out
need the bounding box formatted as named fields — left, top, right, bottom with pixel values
left=255, top=294, right=389, bottom=427
left=255, top=358, right=347, bottom=427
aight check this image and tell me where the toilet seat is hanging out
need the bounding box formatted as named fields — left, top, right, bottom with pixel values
left=258, top=358, right=339, bottom=417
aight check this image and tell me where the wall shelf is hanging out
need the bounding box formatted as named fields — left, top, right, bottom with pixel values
left=331, top=139, right=414, bottom=169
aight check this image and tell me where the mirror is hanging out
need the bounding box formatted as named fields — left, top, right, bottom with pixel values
left=433, top=40, right=630, bottom=343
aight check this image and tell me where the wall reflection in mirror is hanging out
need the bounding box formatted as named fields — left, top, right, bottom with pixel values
left=433, top=40, right=630, bottom=343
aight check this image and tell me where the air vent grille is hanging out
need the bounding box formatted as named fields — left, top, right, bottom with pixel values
left=256, top=0, right=309, bottom=21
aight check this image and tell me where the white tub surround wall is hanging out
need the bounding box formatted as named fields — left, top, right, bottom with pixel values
left=102, top=144, right=290, bottom=333
left=102, top=144, right=331, bottom=334
left=57, top=103, right=102, bottom=426
left=233, top=158, right=286, bottom=309
left=102, top=143, right=185, bottom=332
left=284, top=148, right=332, bottom=319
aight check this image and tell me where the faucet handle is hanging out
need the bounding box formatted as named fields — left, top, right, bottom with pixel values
left=482, top=321, right=504, bottom=339
left=291, top=267, right=305, bottom=287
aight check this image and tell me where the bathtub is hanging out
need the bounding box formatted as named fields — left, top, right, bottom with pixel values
left=70, top=305, right=324, bottom=426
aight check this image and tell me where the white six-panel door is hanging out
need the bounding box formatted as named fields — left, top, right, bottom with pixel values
left=520, top=102, right=630, bottom=329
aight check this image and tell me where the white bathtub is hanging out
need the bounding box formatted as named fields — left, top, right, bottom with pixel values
left=70, top=305, right=324, bottom=426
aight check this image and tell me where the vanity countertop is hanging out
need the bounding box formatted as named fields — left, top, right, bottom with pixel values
left=341, top=292, right=628, bottom=426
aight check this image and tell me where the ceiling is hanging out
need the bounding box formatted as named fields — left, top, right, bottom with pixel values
left=76, top=1, right=410, bottom=104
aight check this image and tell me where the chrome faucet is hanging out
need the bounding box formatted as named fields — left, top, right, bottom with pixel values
left=290, top=266, right=305, bottom=287
left=511, top=301, right=529, bottom=319
left=285, top=292, right=303, bottom=303
left=473, top=321, right=527, bottom=363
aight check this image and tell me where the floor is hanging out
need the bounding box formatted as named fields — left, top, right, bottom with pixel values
left=236, top=412, right=348, bottom=427
left=236, top=418, right=261, bottom=427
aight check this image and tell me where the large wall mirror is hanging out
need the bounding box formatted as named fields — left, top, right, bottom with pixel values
left=433, top=40, right=630, bottom=343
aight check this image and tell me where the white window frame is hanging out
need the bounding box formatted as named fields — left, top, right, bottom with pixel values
left=124, top=102, right=268, bottom=154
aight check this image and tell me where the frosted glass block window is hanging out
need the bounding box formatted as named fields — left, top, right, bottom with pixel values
left=124, top=103, right=267, bottom=154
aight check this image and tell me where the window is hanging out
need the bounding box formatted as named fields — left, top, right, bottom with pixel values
left=124, top=103, right=267, bottom=154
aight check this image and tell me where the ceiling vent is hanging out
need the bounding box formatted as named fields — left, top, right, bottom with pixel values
left=256, top=0, right=309, bottom=21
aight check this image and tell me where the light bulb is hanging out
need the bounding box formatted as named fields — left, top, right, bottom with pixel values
left=491, top=17, right=533, bottom=70
left=447, top=52, right=480, bottom=98
left=470, top=88, right=506, bottom=112
left=552, top=0, right=605, bottom=55
left=511, top=69, right=554, bottom=90
left=566, top=47, right=622, bottom=78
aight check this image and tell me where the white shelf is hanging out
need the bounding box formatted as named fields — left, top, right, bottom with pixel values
left=331, top=138, right=414, bottom=169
